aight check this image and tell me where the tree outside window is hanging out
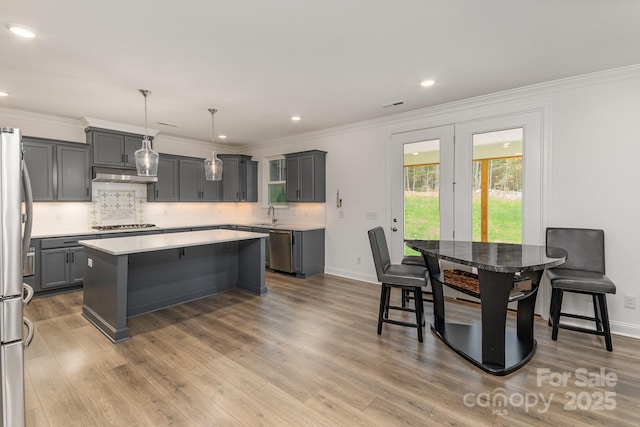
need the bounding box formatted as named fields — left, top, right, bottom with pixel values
left=267, top=157, right=287, bottom=205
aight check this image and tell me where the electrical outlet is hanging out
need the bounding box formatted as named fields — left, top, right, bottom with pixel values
left=624, top=295, right=637, bottom=309
left=357, top=256, right=362, bottom=264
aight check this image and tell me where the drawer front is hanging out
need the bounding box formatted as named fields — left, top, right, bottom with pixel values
left=41, top=235, right=98, bottom=249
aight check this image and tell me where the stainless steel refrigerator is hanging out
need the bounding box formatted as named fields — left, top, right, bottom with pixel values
left=1, top=127, right=35, bottom=427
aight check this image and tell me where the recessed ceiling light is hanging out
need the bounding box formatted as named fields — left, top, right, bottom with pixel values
left=7, top=24, right=38, bottom=39
left=420, top=79, right=436, bottom=87
left=218, top=134, right=227, bottom=139
left=291, top=116, right=302, bottom=122
left=412, top=152, right=419, bottom=156
left=0, top=91, right=8, bottom=97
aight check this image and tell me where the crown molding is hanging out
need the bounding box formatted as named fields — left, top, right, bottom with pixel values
left=81, top=117, right=160, bottom=137
left=154, top=133, right=237, bottom=155
left=0, top=107, right=82, bottom=129
left=243, top=63, right=640, bottom=151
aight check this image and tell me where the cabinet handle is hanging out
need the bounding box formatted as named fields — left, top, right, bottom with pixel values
left=156, top=189, right=159, bottom=198
left=122, top=154, right=125, bottom=163
left=125, top=154, right=129, bottom=163
left=71, top=252, right=75, bottom=263
left=65, top=253, right=69, bottom=263
left=86, top=188, right=89, bottom=197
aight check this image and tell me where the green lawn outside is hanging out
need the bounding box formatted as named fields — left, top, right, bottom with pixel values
left=404, top=194, right=522, bottom=255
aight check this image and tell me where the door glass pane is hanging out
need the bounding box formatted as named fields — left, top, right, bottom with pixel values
left=404, top=139, right=440, bottom=255
left=472, top=128, right=523, bottom=243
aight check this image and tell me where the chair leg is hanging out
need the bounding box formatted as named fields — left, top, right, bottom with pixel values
left=597, top=294, right=613, bottom=352
left=384, top=286, right=391, bottom=318
left=548, top=288, right=558, bottom=326
left=377, top=284, right=387, bottom=335
left=414, top=287, right=424, bottom=343
left=551, top=289, right=563, bottom=341
left=592, top=294, right=603, bottom=332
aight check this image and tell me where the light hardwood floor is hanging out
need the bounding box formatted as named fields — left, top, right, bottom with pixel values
left=24, top=272, right=640, bottom=426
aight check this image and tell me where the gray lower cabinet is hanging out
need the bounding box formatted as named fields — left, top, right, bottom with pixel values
left=285, top=150, right=326, bottom=202
left=251, top=227, right=270, bottom=267
left=148, top=156, right=179, bottom=201
left=23, top=137, right=91, bottom=202
left=39, top=235, right=98, bottom=290
left=292, top=229, right=325, bottom=277
left=179, top=158, right=222, bottom=201
left=87, top=128, right=146, bottom=168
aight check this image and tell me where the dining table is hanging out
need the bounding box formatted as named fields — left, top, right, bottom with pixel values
left=405, top=240, right=566, bottom=376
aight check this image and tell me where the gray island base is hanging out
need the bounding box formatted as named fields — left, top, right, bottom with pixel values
left=80, top=230, right=267, bottom=343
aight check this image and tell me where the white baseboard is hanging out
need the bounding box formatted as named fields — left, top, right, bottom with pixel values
left=610, top=321, right=640, bottom=340
left=323, top=267, right=378, bottom=285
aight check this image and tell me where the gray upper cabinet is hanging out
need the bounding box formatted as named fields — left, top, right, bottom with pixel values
left=219, top=154, right=258, bottom=202
left=179, top=157, right=221, bottom=201
left=285, top=150, right=326, bottom=202
left=22, top=138, right=55, bottom=201
left=22, top=137, right=91, bottom=202
left=148, top=156, right=179, bottom=201
left=57, top=144, right=91, bottom=201
left=87, top=128, right=147, bottom=168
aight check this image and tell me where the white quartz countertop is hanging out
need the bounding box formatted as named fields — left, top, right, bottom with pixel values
left=31, top=222, right=324, bottom=239
left=79, top=229, right=268, bottom=256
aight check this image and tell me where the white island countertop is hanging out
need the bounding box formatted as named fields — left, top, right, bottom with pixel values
left=79, top=229, right=268, bottom=256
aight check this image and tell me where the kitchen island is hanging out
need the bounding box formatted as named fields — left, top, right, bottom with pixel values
left=80, top=229, right=267, bottom=342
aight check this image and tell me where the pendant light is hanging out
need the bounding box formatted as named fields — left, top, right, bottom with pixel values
left=134, top=89, right=159, bottom=177
left=204, top=108, right=223, bottom=181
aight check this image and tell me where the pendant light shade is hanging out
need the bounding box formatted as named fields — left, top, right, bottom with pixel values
left=204, top=108, right=223, bottom=181
left=134, top=89, right=159, bottom=177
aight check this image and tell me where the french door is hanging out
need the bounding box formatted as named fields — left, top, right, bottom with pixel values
left=388, top=125, right=454, bottom=260
left=388, top=110, right=544, bottom=260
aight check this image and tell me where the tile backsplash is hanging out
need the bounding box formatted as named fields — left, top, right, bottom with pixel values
left=90, top=183, right=147, bottom=226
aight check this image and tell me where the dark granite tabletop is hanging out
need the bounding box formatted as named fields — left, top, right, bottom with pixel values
left=405, top=240, right=567, bottom=273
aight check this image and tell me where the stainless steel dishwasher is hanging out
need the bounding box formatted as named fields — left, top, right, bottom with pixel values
left=269, top=229, right=293, bottom=273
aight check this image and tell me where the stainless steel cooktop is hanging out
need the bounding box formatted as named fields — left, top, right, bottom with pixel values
left=91, top=224, right=156, bottom=231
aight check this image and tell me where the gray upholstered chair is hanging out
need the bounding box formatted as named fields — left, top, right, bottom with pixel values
left=368, top=227, right=428, bottom=342
left=546, top=228, right=616, bottom=351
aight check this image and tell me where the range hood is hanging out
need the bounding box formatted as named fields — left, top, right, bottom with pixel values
left=92, top=167, right=158, bottom=183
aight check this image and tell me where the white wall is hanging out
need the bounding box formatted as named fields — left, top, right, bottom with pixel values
left=242, top=65, right=640, bottom=338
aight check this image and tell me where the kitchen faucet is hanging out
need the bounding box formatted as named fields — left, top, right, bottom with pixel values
left=267, top=205, right=277, bottom=225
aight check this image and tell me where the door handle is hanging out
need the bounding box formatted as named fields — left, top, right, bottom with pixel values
left=23, top=283, right=34, bottom=305
left=23, top=317, right=35, bottom=348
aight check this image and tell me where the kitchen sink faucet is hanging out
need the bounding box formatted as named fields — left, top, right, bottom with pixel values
left=267, top=205, right=277, bottom=225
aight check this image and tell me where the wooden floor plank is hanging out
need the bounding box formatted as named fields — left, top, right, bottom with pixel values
left=23, top=271, right=640, bottom=426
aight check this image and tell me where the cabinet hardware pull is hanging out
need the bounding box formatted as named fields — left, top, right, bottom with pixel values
left=156, top=189, right=159, bottom=198
left=86, top=188, right=89, bottom=197
left=122, top=154, right=125, bottom=163
left=71, top=252, right=75, bottom=262
left=65, top=253, right=68, bottom=263
left=125, top=154, right=129, bottom=163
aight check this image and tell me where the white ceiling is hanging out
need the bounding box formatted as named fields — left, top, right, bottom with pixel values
left=2, top=0, right=640, bottom=146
